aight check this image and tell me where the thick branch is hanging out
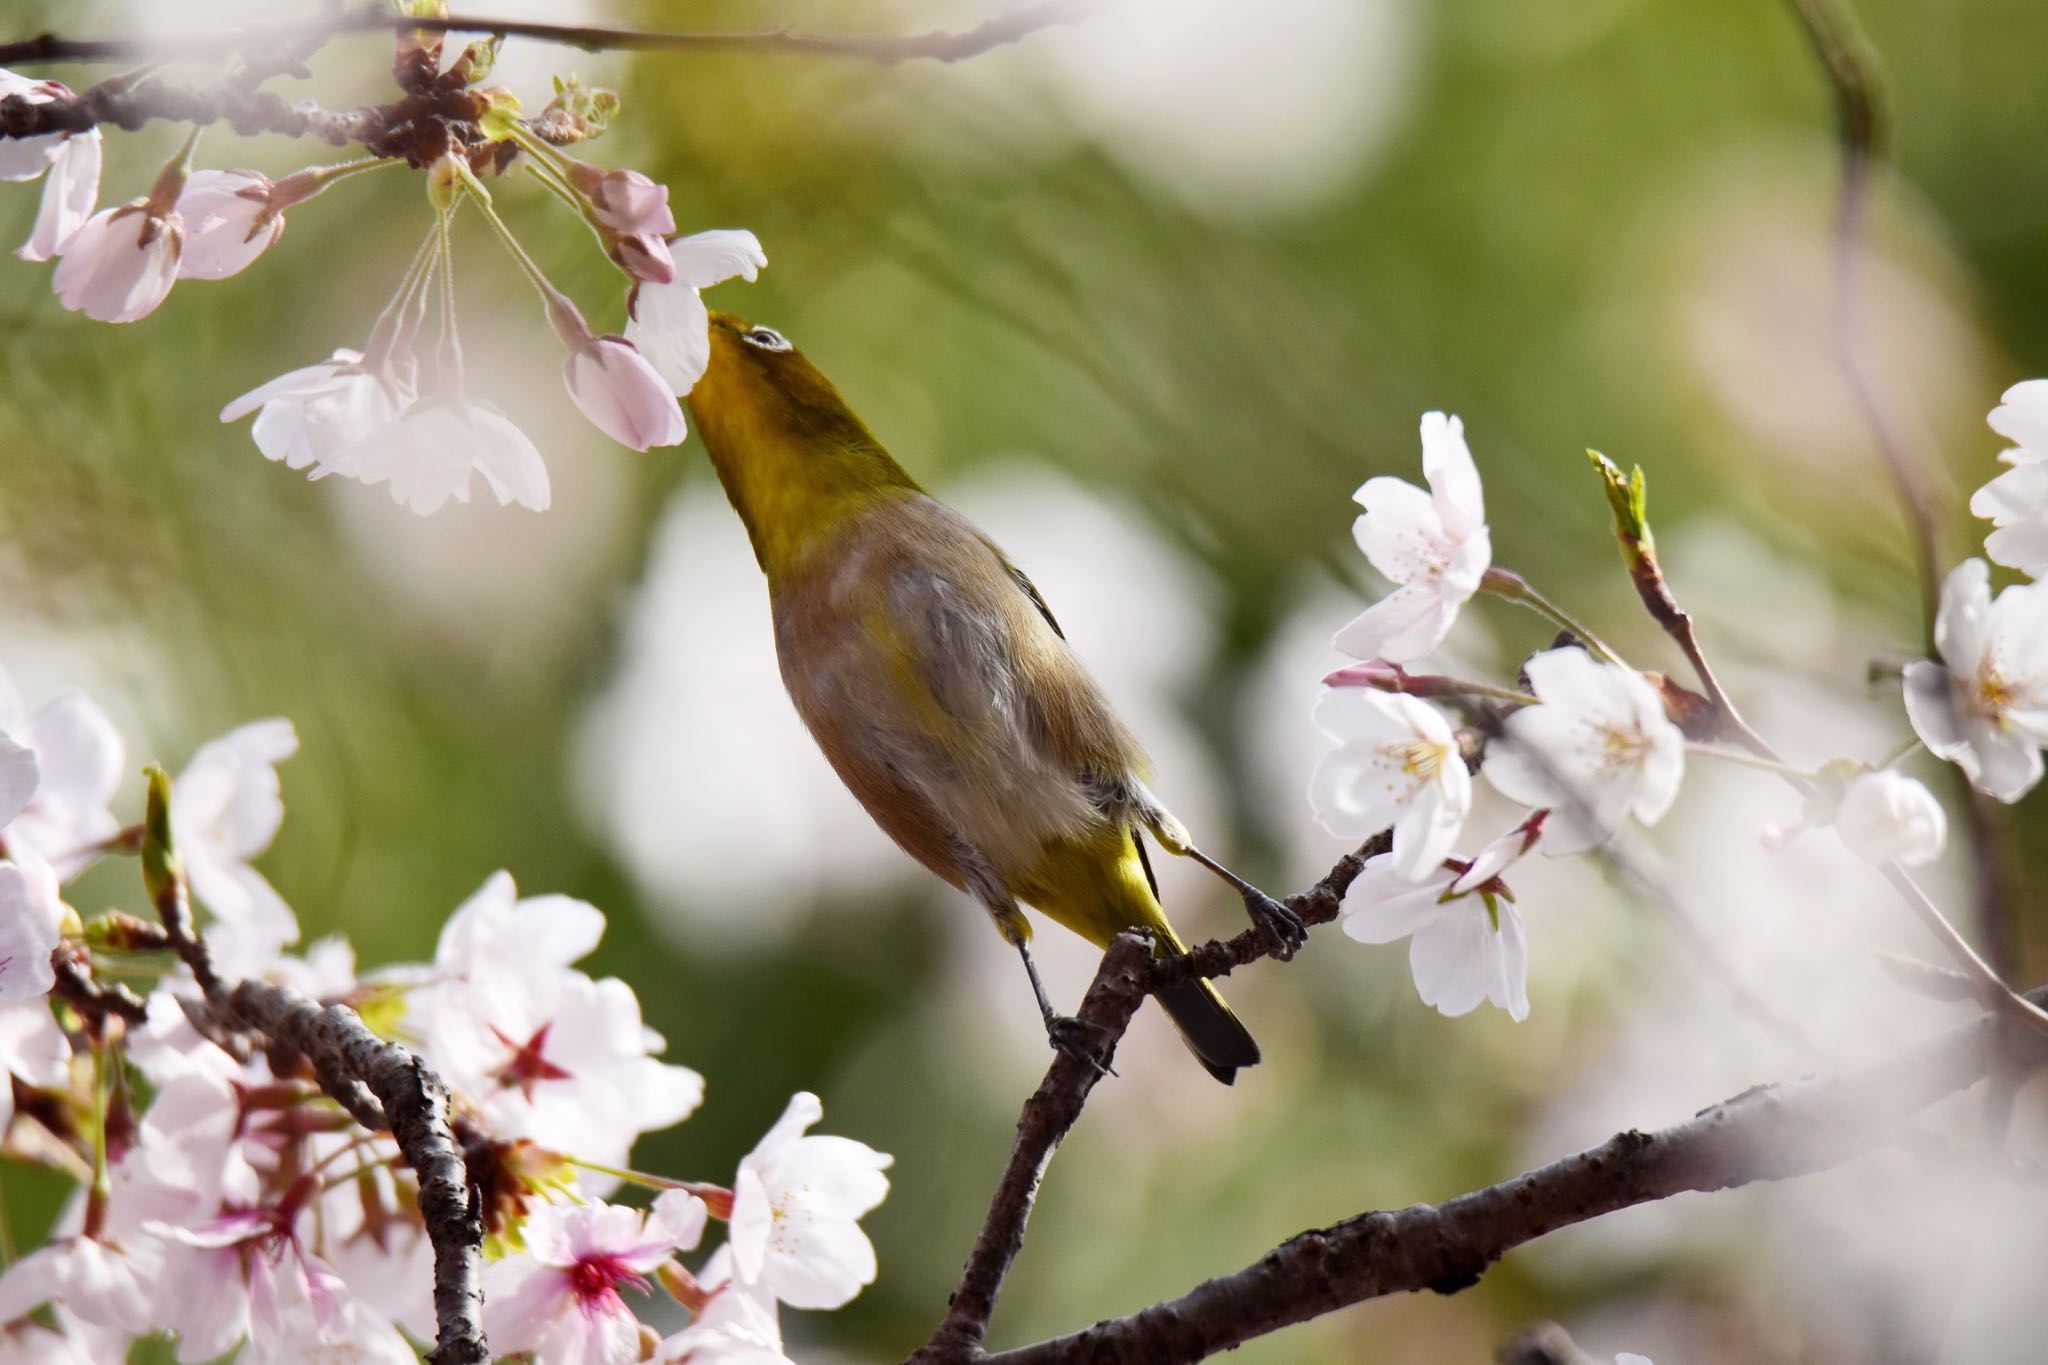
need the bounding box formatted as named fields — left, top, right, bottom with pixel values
left=223, top=981, right=488, bottom=1365
left=910, top=839, right=1383, bottom=1362
left=0, top=2, right=1100, bottom=70
left=978, top=986, right=2046, bottom=1365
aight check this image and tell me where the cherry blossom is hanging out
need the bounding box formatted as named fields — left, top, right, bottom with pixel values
left=1448, top=808, right=1546, bottom=894
left=175, top=169, right=286, bottom=281
left=0, top=669, right=123, bottom=876
left=1902, top=559, right=2048, bottom=803
left=564, top=333, right=688, bottom=450
left=625, top=229, right=769, bottom=394
left=0, top=733, right=32, bottom=830
left=51, top=198, right=183, bottom=323
left=0, top=71, right=101, bottom=262
left=431, top=869, right=606, bottom=986
left=0, top=854, right=63, bottom=1004
left=0, top=998, right=72, bottom=1136
left=324, top=392, right=551, bottom=515
left=1973, top=379, right=2048, bottom=579
left=566, top=162, right=677, bottom=284
left=1833, top=769, right=1946, bottom=867
left=1332, top=411, right=1492, bottom=663
left=1482, top=648, right=1685, bottom=854
left=1616, top=1356, right=1653, bottom=1365
left=1340, top=851, right=1530, bottom=1021
left=486, top=1192, right=707, bottom=1365
left=1307, top=686, right=1470, bottom=879
left=172, top=719, right=300, bottom=977
left=729, top=1091, right=893, bottom=1310
left=659, top=1249, right=790, bottom=1365
left=219, top=347, right=417, bottom=475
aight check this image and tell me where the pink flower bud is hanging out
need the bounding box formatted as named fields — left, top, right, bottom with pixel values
left=1322, top=659, right=1409, bottom=690
left=562, top=335, right=687, bottom=451
left=607, top=229, right=675, bottom=285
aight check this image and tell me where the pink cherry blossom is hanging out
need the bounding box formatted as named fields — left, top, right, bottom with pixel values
left=176, top=169, right=285, bottom=281
left=51, top=200, right=182, bottom=322
left=486, top=1193, right=707, bottom=1365
left=0, top=71, right=102, bottom=262
left=565, top=335, right=688, bottom=450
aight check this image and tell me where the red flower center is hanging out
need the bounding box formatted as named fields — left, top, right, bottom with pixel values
left=490, top=1022, right=574, bottom=1100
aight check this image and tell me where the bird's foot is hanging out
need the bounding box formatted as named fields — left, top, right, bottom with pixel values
left=1044, top=1014, right=1116, bottom=1079
left=1244, top=888, right=1307, bottom=960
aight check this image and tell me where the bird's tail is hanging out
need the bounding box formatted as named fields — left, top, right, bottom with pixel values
left=1155, top=976, right=1261, bottom=1085
left=1132, top=835, right=1261, bottom=1085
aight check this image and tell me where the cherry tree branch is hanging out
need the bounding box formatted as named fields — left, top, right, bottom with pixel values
left=966, top=983, right=2048, bottom=1365
left=222, top=981, right=489, bottom=1365
left=909, top=839, right=1382, bottom=1362
left=0, top=2, right=1100, bottom=71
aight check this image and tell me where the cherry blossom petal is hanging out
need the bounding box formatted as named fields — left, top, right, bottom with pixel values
left=18, top=131, right=100, bottom=262
left=51, top=204, right=181, bottom=322
left=1419, top=410, right=1484, bottom=540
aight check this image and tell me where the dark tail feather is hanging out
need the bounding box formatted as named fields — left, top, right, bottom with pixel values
left=1157, top=978, right=1261, bottom=1085
left=1131, top=830, right=1261, bottom=1084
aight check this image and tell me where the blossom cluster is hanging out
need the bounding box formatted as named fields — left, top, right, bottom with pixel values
left=2, top=30, right=764, bottom=518
left=0, top=664, right=890, bottom=1363
left=1311, top=379, right=2047, bottom=1023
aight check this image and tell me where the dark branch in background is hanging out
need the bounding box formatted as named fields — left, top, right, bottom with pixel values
left=968, top=985, right=2047, bottom=1365
left=1777, top=0, right=2015, bottom=974
left=0, top=1, right=1101, bottom=71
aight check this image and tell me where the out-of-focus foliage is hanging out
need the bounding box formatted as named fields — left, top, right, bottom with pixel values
left=2, top=1, right=2045, bottom=1361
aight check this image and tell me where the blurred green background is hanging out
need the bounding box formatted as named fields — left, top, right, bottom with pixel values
left=3, top=0, right=2047, bottom=1361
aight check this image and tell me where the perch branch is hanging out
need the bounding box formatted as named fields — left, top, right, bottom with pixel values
left=972, top=984, right=2048, bottom=1365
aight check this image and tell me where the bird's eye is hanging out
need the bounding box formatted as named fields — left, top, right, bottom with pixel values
left=742, top=326, right=792, bottom=353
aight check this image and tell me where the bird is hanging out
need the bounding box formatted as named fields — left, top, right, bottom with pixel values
left=685, top=310, right=1304, bottom=1083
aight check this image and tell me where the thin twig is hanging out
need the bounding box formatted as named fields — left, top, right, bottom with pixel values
left=1780, top=0, right=2014, bottom=974
left=971, top=984, right=2048, bottom=1364
left=0, top=2, right=1103, bottom=70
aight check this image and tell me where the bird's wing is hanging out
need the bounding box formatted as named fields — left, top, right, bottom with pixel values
left=996, top=552, right=1066, bottom=641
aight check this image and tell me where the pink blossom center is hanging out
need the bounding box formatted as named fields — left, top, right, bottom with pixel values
left=569, top=1252, right=651, bottom=1319
left=490, top=1021, right=574, bottom=1099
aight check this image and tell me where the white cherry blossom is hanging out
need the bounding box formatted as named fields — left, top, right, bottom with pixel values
left=1833, top=769, right=1945, bottom=867
left=728, top=1091, right=893, bottom=1310
left=0, top=998, right=72, bottom=1136
left=659, top=1248, right=789, bottom=1365
left=1340, top=851, right=1529, bottom=1021
left=0, top=854, right=64, bottom=1004
left=486, top=1192, right=706, bottom=1365
left=0, top=71, right=102, bottom=262
left=1902, top=559, right=2048, bottom=802
left=0, top=732, right=33, bottom=830
left=172, top=719, right=299, bottom=978
left=51, top=200, right=182, bottom=322
left=324, top=392, right=550, bottom=515
left=1973, top=379, right=2048, bottom=578
left=175, top=169, right=285, bottom=281
left=219, top=347, right=417, bottom=475
left=0, top=669, right=123, bottom=876
left=431, top=869, right=606, bottom=986
left=1332, top=411, right=1491, bottom=663
left=1307, top=687, right=1470, bottom=879
left=1482, top=648, right=1686, bottom=855
left=625, top=229, right=768, bottom=394
left=1448, top=808, right=1546, bottom=894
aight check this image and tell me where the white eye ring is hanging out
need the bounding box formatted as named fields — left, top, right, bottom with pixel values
left=742, top=326, right=792, bottom=352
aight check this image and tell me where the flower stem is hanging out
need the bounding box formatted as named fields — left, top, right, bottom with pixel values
left=83, top=1042, right=113, bottom=1239
left=1480, top=567, right=1626, bottom=666
left=1682, top=743, right=1817, bottom=781
left=459, top=167, right=590, bottom=347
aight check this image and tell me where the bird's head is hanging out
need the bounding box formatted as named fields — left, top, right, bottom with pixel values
left=691, top=311, right=874, bottom=454
left=687, top=311, right=920, bottom=573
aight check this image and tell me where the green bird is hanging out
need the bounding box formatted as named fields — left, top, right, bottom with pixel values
left=686, top=311, right=1302, bottom=1082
